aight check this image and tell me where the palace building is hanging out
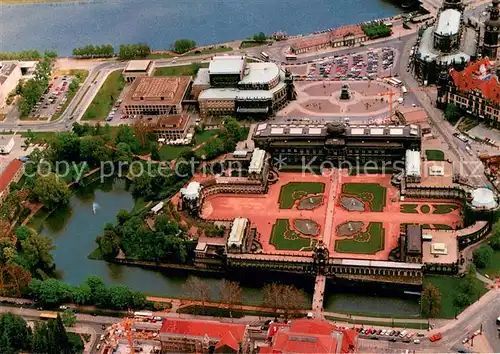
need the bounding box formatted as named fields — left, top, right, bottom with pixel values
left=252, top=119, right=421, bottom=166
left=193, top=56, right=295, bottom=119
left=437, top=57, right=500, bottom=125
left=124, top=76, right=190, bottom=116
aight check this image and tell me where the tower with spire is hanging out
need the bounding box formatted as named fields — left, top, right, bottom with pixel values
left=483, top=0, right=500, bottom=60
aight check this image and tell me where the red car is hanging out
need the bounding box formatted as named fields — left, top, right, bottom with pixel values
left=429, top=333, right=442, bottom=342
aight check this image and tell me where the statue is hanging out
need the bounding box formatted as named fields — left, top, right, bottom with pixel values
left=340, top=83, right=351, bottom=100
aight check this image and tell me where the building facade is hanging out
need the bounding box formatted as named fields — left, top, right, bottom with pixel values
left=290, top=25, right=367, bottom=54
left=193, top=56, right=295, bottom=119
left=124, top=76, right=190, bottom=116
left=482, top=0, right=500, bottom=59
left=122, top=60, right=155, bottom=83
left=137, top=114, right=190, bottom=140
left=0, top=159, right=24, bottom=205
left=252, top=120, right=421, bottom=167
left=0, top=62, right=22, bottom=110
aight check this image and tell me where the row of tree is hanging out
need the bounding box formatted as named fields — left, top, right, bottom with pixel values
left=361, top=22, right=392, bottom=39
left=0, top=312, right=83, bottom=354
left=17, top=51, right=57, bottom=117
left=0, top=50, right=41, bottom=61
left=28, top=275, right=148, bottom=310
left=72, top=44, right=114, bottom=58
left=117, top=43, right=151, bottom=60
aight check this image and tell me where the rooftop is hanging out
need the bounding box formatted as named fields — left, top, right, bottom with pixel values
left=228, top=217, right=248, bottom=249
left=124, top=60, right=152, bottom=72
left=0, top=159, right=23, bottom=193
left=406, top=224, right=423, bottom=254
left=144, top=114, right=190, bottom=130
left=249, top=148, right=266, bottom=174
left=331, top=24, right=364, bottom=39
left=193, top=68, right=210, bottom=86
left=125, top=76, right=190, bottom=105
left=405, top=150, right=421, bottom=178
left=0, top=62, right=19, bottom=85
left=199, top=87, right=274, bottom=100
left=435, top=9, right=461, bottom=36
left=471, top=187, right=498, bottom=209
left=240, top=62, right=281, bottom=85
left=209, top=55, right=245, bottom=75
left=422, top=229, right=458, bottom=265
left=417, top=26, right=474, bottom=65
left=180, top=181, right=201, bottom=200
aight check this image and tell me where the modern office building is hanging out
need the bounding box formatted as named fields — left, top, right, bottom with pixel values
left=437, top=57, right=500, bottom=125
left=0, top=62, right=22, bottom=110
left=124, top=76, right=190, bottom=116
left=252, top=120, right=421, bottom=166
left=413, top=0, right=478, bottom=84
left=122, top=60, right=155, bottom=83
left=193, top=56, right=295, bottom=119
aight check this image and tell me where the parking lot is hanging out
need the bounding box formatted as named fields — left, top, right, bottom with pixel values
left=296, top=47, right=396, bottom=81
left=29, top=75, right=74, bottom=120
left=356, top=327, right=425, bottom=344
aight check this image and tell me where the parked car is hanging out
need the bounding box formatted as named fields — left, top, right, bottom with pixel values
left=429, top=333, right=443, bottom=342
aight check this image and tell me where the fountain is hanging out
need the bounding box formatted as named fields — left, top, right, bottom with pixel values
left=339, top=84, right=351, bottom=100
left=92, top=202, right=100, bottom=214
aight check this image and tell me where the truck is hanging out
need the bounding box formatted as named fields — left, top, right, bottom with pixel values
left=0, top=137, right=14, bottom=154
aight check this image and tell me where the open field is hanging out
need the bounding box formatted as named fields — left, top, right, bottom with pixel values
left=154, top=63, right=209, bottom=77
left=425, top=150, right=445, bottom=161
left=83, top=70, right=124, bottom=121
left=278, top=182, right=325, bottom=209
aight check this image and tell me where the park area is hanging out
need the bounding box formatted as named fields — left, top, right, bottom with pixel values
left=278, top=182, right=325, bottom=209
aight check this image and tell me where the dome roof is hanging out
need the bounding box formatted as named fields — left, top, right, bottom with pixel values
left=471, top=188, right=497, bottom=209
left=326, top=121, right=346, bottom=136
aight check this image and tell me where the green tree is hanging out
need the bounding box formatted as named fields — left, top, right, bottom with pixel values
left=132, top=291, right=147, bottom=309
left=151, top=144, right=160, bottom=161
left=109, top=285, right=133, bottom=309
left=84, top=275, right=109, bottom=307
left=115, top=126, right=140, bottom=153
left=444, top=103, right=461, bottom=123
left=73, top=284, right=92, bottom=305
left=61, top=309, right=77, bottom=327
left=31, top=321, right=49, bottom=354
left=20, top=232, right=55, bottom=272
left=114, top=142, right=133, bottom=164
left=15, top=225, right=33, bottom=241
left=473, top=244, right=494, bottom=268
left=36, top=279, right=65, bottom=307
left=421, top=284, right=441, bottom=317
left=32, top=173, right=71, bottom=208
left=453, top=292, right=470, bottom=308
left=173, top=39, right=196, bottom=54
left=0, top=313, right=31, bottom=352
left=116, top=209, right=131, bottom=225
left=252, top=32, right=267, bottom=42
left=490, top=227, right=500, bottom=250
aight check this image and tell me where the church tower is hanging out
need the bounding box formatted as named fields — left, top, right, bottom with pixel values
left=442, top=0, right=464, bottom=11
left=483, top=0, right=500, bottom=60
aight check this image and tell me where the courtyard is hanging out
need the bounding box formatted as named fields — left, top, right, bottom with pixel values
left=200, top=172, right=463, bottom=260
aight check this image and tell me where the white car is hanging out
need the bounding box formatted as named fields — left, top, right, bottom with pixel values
left=462, top=337, right=469, bottom=344
left=413, top=339, right=420, bottom=344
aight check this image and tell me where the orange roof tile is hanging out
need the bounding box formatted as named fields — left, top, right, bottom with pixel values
left=450, top=57, right=500, bottom=104
left=0, top=159, right=22, bottom=193
left=160, top=318, right=246, bottom=345
left=215, top=330, right=240, bottom=352
left=291, top=36, right=330, bottom=51
left=330, top=25, right=364, bottom=39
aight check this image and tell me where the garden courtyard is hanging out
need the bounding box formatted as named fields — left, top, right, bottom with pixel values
left=200, top=172, right=463, bottom=259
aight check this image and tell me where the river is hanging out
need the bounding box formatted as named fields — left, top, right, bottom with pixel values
left=0, top=0, right=403, bottom=56
left=36, top=178, right=419, bottom=316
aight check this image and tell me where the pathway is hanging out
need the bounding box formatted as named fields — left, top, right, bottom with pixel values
left=312, top=275, right=326, bottom=318
left=321, top=169, right=338, bottom=248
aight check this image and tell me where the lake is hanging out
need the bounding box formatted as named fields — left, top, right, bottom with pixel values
left=0, top=0, right=403, bottom=56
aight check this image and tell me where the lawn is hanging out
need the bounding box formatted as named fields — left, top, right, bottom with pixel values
left=424, top=276, right=487, bottom=319
left=83, top=70, right=124, bottom=121
left=341, top=183, right=386, bottom=212
left=425, top=150, right=445, bottom=161
left=278, top=182, right=325, bottom=209
left=335, top=222, right=384, bottom=254
left=432, top=204, right=459, bottom=214
left=433, top=224, right=452, bottom=230
left=420, top=205, right=430, bottom=214
left=185, top=46, right=232, bottom=56
left=154, top=63, right=209, bottom=77
left=400, top=204, right=418, bottom=213
left=159, top=144, right=191, bottom=161
left=145, top=52, right=173, bottom=59
left=269, top=219, right=317, bottom=251
left=478, top=249, right=500, bottom=278
left=239, top=40, right=270, bottom=49
left=194, top=129, right=219, bottom=144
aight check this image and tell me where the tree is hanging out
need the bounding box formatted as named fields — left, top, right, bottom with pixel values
left=36, top=279, right=65, bottom=307
left=444, top=103, right=461, bottom=123
left=151, top=144, right=160, bottom=161
left=73, top=284, right=91, bottom=305
left=84, top=275, right=109, bottom=307
left=32, top=173, right=71, bottom=208
left=15, top=226, right=33, bottom=241
left=132, top=291, right=147, bottom=309
left=219, top=280, right=242, bottom=318
left=420, top=284, right=440, bottom=317
left=252, top=32, right=267, bottom=42
left=472, top=244, right=494, bottom=268
left=20, top=232, right=55, bottom=272
left=490, top=227, right=500, bottom=250
left=263, top=283, right=306, bottom=318
left=453, top=292, right=470, bottom=308
left=114, top=142, right=133, bottom=164
left=115, top=125, right=140, bottom=153
left=173, top=39, right=196, bottom=54
left=109, top=285, right=133, bottom=309
left=61, top=309, right=77, bottom=327
left=116, top=209, right=131, bottom=225
left=0, top=264, right=32, bottom=297
left=184, top=278, right=211, bottom=313
left=0, top=313, right=31, bottom=353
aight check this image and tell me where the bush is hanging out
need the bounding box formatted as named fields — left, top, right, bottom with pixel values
left=361, top=22, right=392, bottom=39
left=473, top=244, right=494, bottom=268
left=173, top=39, right=196, bottom=54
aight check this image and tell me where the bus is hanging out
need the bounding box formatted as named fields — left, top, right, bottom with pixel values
left=387, top=78, right=400, bottom=87
left=260, top=52, right=270, bottom=61
left=134, top=311, right=154, bottom=318
left=40, top=313, right=58, bottom=320
left=392, top=78, right=402, bottom=86
left=401, top=86, right=408, bottom=94
left=384, top=22, right=393, bottom=28
left=285, top=54, right=297, bottom=61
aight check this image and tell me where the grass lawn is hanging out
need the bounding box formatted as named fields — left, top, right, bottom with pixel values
left=269, top=219, right=317, bottom=251
left=335, top=222, right=384, bottom=254
left=424, top=276, right=487, bottom=319
left=239, top=41, right=270, bottom=49
left=278, top=182, right=325, bottom=209
left=83, top=70, right=124, bottom=121
left=478, top=249, right=500, bottom=278
left=420, top=205, right=430, bottom=214
left=185, top=46, right=232, bottom=56
left=425, top=150, right=445, bottom=161
left=432, top=204, right=459, bottom=214
left=433, top=224, right=452, bottom=230
left=194, top=129, right=219, bottom=144
left=132, top=197, right=147, bottom=213
left=22, top=131, right=57, bottom=144
left=159, top=144, right=191, bottom=161
left=145, top=52, right=173, bottom=59
left=341, top=183, right=386, bottom=212
left=154, top=63, right=209, bottom=77
left=400, top=204, right=418, bottom=213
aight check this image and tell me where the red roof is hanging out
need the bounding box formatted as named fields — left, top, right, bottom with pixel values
left=160, top=318, right=245, bottom=350
left=291, top=36, right=330, bottom=51
left=450, top=57, right=500, bottom=104
left=330, top=25, right=364, bottom=39
left=0, top=159, right=22, bottom=193
left=262, top=319, right=357, bottom=354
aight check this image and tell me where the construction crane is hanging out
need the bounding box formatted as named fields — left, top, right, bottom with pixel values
left=377, top=85, right=433, bottom=121
left=123, top=319, right=135, bottom=354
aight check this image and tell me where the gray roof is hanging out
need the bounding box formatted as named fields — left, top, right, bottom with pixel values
left=240, top=63, right=281, bottom=85
left=208, top=56, right=245, bottom=75
left=193, top=68, right=210, bottom=86
left=435, top=9, right=461, bottom=36
left=199, top=80, right=286, bottom=100
left=416, top=26, right=474, bottom=65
